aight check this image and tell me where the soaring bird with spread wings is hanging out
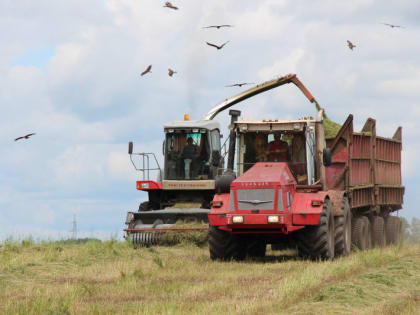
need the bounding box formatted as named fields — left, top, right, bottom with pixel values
left=163, top=2, right=178, bottom=10
left=14, top=133, right=36, bottom=141
left=141, top=65, right=152, bottom=76
left=347, top=40, right=356, bottom=50
left=382, top=23, right=405, bottom=28
left=225, top=82, right=255, bottom=88
left=206, top=41, right=230, bottom=50
left=203, top=25, right=233, bottom=29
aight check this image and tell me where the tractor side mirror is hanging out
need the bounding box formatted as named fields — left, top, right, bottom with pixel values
left=128, top=142, right=133, bottom=154
left=323, top=147, right=332, bottom=167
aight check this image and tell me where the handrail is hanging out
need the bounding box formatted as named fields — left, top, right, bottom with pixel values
left=129, top=152, right=162, bottom=181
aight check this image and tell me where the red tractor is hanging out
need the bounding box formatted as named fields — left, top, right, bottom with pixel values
left=207, top=74, right=404, bottom=260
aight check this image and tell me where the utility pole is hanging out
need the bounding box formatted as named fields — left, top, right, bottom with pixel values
left=71, top=214, right=77, bottom=240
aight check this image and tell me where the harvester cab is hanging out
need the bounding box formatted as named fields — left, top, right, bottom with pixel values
left=125, top=117, right=224, bottom=246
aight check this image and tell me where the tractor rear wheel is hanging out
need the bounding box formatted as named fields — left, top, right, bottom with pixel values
left=334, top=197, right=352, bottom=257
left=371, top=216, right=385, bottom=247
left=208, top=227, right=246, bottom=261
left=385, top=216, right=402, bottom=245
left=351, top=216, right=369, bottom=250
left=296, top=199, right=335, bottom=260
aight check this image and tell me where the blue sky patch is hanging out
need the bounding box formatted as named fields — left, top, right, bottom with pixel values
left=10, top=44, right=56, bottom=70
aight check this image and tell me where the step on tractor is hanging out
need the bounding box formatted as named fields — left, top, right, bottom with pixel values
left=207, top=75, right=404, bottom=260
left=124, top=74, right=328, bottom=246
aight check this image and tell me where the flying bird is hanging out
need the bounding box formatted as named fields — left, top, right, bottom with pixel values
left=347, top=40, right=356, bottom=50
left=141, top=65, right=152, bottom=76
left=168, top=69, right=177, bottom=77
left=14, top=133, right=36, bottom=141
left=225, top=82, right=255, bottom=87
left=382, top=23, right=404, bottom=28
left=163, top=2, right=178, bottom=10
left=206, top=41, right=230, bottom=50
left=203, top=25, right=233, bottom=29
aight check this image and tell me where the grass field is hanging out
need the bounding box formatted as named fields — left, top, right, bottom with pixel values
left=1, top=238, right=420, bottom=314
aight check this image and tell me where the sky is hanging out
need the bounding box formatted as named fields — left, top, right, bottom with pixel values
left=1, top=0, right=419, bottom=240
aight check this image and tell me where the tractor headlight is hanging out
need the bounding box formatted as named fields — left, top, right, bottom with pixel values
left=232, top=216, right=244, bottom=223
left=267, top=215, right=280, bottom=223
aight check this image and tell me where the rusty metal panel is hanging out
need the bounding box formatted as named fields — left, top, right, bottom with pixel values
left=350, top=187, right=373, bottom=209
left=377, top=186, right=404, bottom=206
left=375, top=137, right=402, bottom=186
left=350, top=159, right=372, bottom=186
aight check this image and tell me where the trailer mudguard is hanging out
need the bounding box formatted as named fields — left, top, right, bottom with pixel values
left=291, top=192, right=328, bottom=225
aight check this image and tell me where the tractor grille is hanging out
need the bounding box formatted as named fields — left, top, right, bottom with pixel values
left=230, top=189, right=280, bottom=211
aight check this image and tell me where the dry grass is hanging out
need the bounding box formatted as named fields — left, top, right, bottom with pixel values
left=1, top=239, right=419, bottom=314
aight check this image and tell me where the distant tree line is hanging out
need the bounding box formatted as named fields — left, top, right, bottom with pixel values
left=401, top=217, right=420, bottom=243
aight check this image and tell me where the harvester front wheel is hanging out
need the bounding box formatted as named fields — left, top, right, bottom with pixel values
left=139, top=202, right=152, bottom=212
left=371, top=216, right=385, bottom=247
left=385, top=216, right=402, bottom=245
left=334, top=197, right=352, bottom=256
left=296, top=199, right=335, bottom=260
left=208, top=227, right=246, bottom=261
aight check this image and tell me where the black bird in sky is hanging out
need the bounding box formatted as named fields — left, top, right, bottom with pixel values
left=163, top=2, right=178, bottom=10
left=347, top=40, right=356, bottom=50
left=141, top=65, right=152, bottom=76
left=225, top=82, right=255, bottom=87
left=168, top=69, right=177, bottom=77
left=14, top=133, right=36, bottom=141
left=382, top=23, right=405, bottom=28
left=206, top=41, right=230, bottom=50
left=203, top=25, right=233, bottom=29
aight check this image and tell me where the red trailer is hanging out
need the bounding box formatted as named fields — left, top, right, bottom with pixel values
left=207, top=76, right=404, bottom=260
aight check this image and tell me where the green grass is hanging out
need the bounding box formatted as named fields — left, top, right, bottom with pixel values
left=0, top=239, right=419, bottom=314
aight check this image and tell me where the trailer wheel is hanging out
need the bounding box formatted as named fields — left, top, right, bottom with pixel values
left=246, top=239, right=266, bottom=258
left=385, top=216, right=402, bottom=245
left=371, top=216, right=385, bottom=247
left=334, top=197, right=352, bottom=256
left=208, top=227, right=246, bottom=261
left=351, top=216, right=369, bottom=250
left=363, top=216, right=373, bottom=249
left=296, top=199, right=335, bottom=260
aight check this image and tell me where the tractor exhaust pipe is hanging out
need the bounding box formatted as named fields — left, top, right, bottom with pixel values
left=227, top=109, right=241, bottom=171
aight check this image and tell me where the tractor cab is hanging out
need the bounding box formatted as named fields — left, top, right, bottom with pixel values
left=234, top=119, right=321, bottom=185
left=163, top=120, right=222, bottom=181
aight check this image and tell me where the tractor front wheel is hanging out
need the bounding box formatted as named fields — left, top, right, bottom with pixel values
left=208, top=227, right=246, bottom=261
left=296, top=199, right=335, bottom=260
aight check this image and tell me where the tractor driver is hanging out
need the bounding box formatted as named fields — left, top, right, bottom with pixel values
left=179, top=137, right=199, bottom=179
left=268, top=133, right=289, bottom=162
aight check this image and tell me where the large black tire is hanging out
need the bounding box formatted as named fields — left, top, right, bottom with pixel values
left=334, top=197, right=352, bottom=257
left=208, top=227, right=246, bottom=261
left=371, top=216, right=385, bottom=247
left=246, top=239, right=266, bottom=258
left=295, top=199, right=335, bottom=260
left=385, top=216, right=402, bottom=245
left=351, top=216, right=369, bottom=250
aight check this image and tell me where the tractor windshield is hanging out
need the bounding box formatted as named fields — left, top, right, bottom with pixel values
left=164, top=130, right=212, bottom=180
left=238, top=131, right=311, bottom=184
